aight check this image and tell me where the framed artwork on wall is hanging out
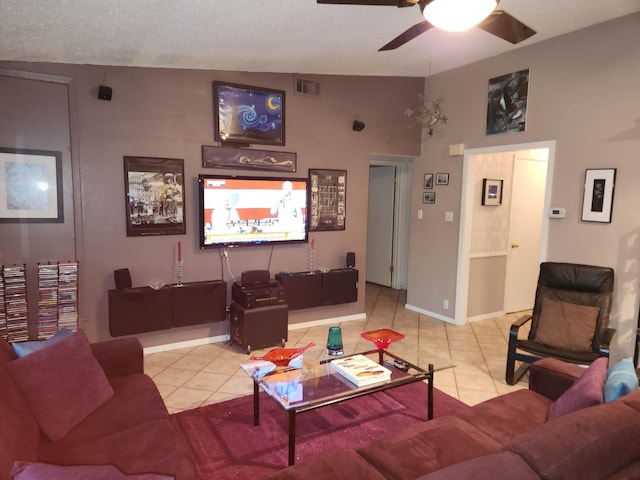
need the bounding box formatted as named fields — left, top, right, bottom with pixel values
left=436, top=173, right=449, bottom=185
left=309, top=168, right=346, bottom=231
left=202, top=145, right=296, bottom=172
left=424, top=173, right=434, bottom=189
left=581, top=168, right=616, bottom=223
left=213, top=81, right=285, bottom=146
left=124, top=156, right=186, bottom=236
left=0, top=147, right=63, bottom=223
left=486, top=69, right=529, bottom=136
left=482, top=178, right=503, bottom=206
left=423, top=192, right=435, bottom=204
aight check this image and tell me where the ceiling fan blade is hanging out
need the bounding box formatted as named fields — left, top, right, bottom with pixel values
left=478, top=10, right=536, bottom=44
left=316, top=0, right=412, bottom=5
left=379, top=20, right=433, bottom=51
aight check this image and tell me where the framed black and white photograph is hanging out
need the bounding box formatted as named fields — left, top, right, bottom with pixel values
left=482, top=178, right=503, bottom=206
left=213, top=81, right=285, bottom=146
left=0, top=147, right=63, bottom=223
left=581, top=168, right=616, bottom=223
left=423, top=191, right=435, bottom=204
left=424, top=173, right=434, bottom=189
left=436, top=173, right=449, bottom=185
left=309, top=168, right=346, bottom=231
left=486, top=69, right=529, bottom=136
left=124, top=156, right=186, bottom=236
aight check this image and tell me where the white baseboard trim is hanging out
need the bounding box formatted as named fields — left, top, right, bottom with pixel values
left=404, top=303, right=457, bottom=325
left=467, top=311, right=505, bottom=323
left=142, top=313, right=367, bottom=354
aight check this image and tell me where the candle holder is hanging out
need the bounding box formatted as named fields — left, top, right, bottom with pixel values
left=176, top=260, right=184, bottom=287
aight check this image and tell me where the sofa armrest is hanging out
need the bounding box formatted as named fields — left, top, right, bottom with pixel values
left=90, top=337, right=144, bottom=376
left=528, top=357, right=585, bottom=400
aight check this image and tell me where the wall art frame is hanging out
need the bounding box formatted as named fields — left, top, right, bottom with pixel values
left=309, top=168, right=346, bottom=231
left=486, top=68, right=529, bottom=136
left=424, top=173, right=434, bottom=189
left=482, top=178, right=503, bottom=206
left=436, top=173, right=449, bottom=185
left=0, top=147, right=63, bottom=223
left=124, top=156, right=186, bottom=236
left=202, top=145, right=296, bottom=172
left=423, top=191, right=436, bottom=204
left=581, top=168, right=616, bottom=223
left=213, top=81, right=285, bottom=146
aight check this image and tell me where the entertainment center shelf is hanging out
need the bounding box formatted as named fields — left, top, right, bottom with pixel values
left=108, top=280, right=227, bottom=337
left=276, top=268, right=358, bottom=310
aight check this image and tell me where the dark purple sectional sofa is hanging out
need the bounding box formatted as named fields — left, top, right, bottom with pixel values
left=271, top=358, right=640, bottom=480
left=0, top=334, right=199, bottom=480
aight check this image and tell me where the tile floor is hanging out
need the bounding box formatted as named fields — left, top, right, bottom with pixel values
left=145, top=283, right=529, bottom=414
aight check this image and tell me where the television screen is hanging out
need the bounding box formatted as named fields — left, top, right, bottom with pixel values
left=198, top=174, right=308, bottom=249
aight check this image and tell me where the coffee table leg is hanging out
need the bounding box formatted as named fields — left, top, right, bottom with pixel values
left=288, top=411, right=296, bottom=466
left=253, top=381, right=260, bottom=426
left=428, top=363, right=434, bottom=420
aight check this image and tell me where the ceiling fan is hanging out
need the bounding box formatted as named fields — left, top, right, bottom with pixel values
left=316, top=0, right=536, bottom=51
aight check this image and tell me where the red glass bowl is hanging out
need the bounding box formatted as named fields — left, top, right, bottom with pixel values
left=361, top=328, right=405, bottom=349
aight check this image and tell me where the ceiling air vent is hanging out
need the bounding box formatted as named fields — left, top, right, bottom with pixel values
left=295, top=77, right=320, bottom=96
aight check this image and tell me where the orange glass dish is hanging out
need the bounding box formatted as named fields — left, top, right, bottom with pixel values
left=250, top=342, right=315, bottom=367
left=361, top=328, right=405, bottom=350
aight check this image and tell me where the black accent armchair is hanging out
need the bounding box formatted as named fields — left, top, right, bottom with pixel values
left=505, top=262, right=615, bottom=385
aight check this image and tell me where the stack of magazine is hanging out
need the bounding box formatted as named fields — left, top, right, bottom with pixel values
left=330, top=354, right=392, bottom=387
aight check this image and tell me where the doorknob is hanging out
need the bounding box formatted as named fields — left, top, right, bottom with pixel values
left=511, top=243, right=520, bottom=249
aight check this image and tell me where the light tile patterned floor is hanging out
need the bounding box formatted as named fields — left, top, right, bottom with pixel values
left=145, top=283, right=529, bottom=413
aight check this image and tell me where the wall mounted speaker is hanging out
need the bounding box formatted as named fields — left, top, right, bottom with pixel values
left=346, top=251, right=356, bottom=268
left=352, top=120, right=365, bottom=132
left=98, top=85, right=113, bottom=101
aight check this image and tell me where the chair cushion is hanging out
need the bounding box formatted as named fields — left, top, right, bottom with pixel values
left=535, top=298, right=599, bottom=351
left=604, top=357, right=639, bottom=402
left=7, top=330, right=114, bottom=442
left=548, top=356, right=607, bottom=420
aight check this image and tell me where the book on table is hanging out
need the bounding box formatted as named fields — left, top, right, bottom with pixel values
left=330, top=354, right=392, bottom=387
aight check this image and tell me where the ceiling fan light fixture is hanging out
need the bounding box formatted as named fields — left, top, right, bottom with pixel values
left=421, top=0, right=497, bottom=32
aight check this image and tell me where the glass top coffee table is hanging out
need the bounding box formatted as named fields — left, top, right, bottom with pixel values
left=241, top=348, right=454, bottom=466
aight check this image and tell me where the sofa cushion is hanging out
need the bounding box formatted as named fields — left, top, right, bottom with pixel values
left=535, top=298, right=599, bottom=351
left=357, top=416, right=501, bottom=480
left=11, top=328, right=73, bottom=357
left=454, top=389, right=552, bottom=446
left=604, top=357, right=639, bottom=402
left=11, top=461, right=175, bottom=479
left=509, top=400, right=640, bottom=480
left=38, top=374, right=170, bottom=459
left=416, top=452, right=540, bottom=480
left=548, top=356, right=607, bottom=420
left=37, top=418, right=199, bottom=480
left=7, top=330, right=114, bottom=442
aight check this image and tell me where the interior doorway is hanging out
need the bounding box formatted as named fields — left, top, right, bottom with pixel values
left=455, top=141, right=555, bottom=325
left=367, top=155, right=413, bottom=290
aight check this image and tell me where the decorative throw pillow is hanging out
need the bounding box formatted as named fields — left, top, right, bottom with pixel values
left=11, top=461, right=175, bottom=479
left=12, top=328, right=74, bottom=357
left=7, top=330, right=114, bottom=442
left=535, top=298, right=600, bottom=351
left=604, top=357, right=639, bottom=402
left=548, top=356, right=608, bottom=420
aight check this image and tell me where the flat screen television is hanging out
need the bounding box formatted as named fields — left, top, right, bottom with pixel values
left=198, top=174, right=309, bottom=249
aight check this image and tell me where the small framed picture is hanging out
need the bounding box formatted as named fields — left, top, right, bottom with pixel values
left=436, top=173, right=449, bottom=185
left=423, top=191, right=435, bottom=204
left=581, top=168, right=616, bottom=223
left=482, top=178, right=503, bottom=206
left=424, top=173, right=434, bottom=189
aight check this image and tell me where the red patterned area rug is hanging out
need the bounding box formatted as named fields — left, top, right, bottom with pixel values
left=172, top=381, right=467, bottom=480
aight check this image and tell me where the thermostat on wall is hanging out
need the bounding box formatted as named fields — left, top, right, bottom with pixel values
left=549, top=207, right=566, bottom=219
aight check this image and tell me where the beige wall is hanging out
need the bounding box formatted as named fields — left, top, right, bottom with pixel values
left=407, top=13, right=640, bottom=360
left=0, top=65, right=423, bottom=347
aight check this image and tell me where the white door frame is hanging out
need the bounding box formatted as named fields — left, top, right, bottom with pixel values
left=455, top=140, right=556, bottom=325
left=370, top=154, right=413, bottom=290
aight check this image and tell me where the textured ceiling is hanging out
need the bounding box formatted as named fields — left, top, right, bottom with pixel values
left=1, top=0, right=639, bottom=77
